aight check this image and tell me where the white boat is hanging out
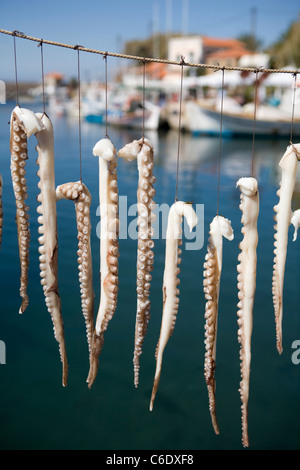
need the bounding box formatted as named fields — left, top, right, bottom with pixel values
left=86, top=98, right=162, bottom=131
left=163, top=68, right=300, bottom=137
left=184, top=100, right=300, bottom=137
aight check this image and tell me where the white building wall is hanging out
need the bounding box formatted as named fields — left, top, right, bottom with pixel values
left=168, top=36, right=203, bottom=64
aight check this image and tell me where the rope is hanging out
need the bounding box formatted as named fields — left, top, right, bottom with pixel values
left=1, top=28, right=300, bottom=75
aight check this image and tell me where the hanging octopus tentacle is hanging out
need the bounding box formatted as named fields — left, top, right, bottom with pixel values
left=0, top=174, right=3, bottom=249
left=10, top=107, right=44, bottom=313
left=149, top=201, right=198, bottom=411
left=35, top=112, right=68, bottom=387
left=118, top=137, right=156, bottom=388
left=56, top=181, right=95, bottom=372
left=291, top=209, right=300, bottom=242
left=272, top=143, right=300, bottom=354
left=203, top=215, right=234, bottom=435
left=236, top=177, right=259, bottom=448
left=87, top=138, right=119, bottom=388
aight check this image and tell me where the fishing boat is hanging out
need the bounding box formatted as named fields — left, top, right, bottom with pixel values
left=108, top=99, right=161, bottom=130
left=184, top=100, right=300, bottom=137
left=166, top=70, right=300, bottom=137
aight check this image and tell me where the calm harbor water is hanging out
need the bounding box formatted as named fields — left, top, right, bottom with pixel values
left=0, top=102, right=299, bottom=450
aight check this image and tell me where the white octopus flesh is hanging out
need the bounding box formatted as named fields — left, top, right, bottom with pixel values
left=203, top=214, right=234, bottom=435
left=88, top=138, right=119, bottom=388
left=236, top=177, right=259, bottom=448
left=35, top=112, right=68, bottom=387
left=272, top=143, right=300, bottom=354
left=118, top=137, right=156, bottom=388
left=56, top=181, right=95, bottom=377
left=10, top=106, right=44, bottom=313
left=150, top=201, right=198, bottom=411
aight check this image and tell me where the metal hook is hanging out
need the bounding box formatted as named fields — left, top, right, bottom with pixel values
left=12, top=30, right=25, bottom=38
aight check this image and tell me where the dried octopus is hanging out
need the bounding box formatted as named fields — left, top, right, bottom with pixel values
left=272, top=143, right=300, bottom=354
left=87, top=138, right=119, bottom=388
left=236, top=177, right=259, bottom=448
left=35, top=112, right=68, bottom=386
left=56, top=181, right=95, bottom=378
left=118, top=137, right=156, bottom=388
left=10, top=107, right=68, bottom=386
left=0, top=174, right=3, bottom=249
left=203, top=215, right=234, bottom=435
left=150, top=201, right=198, bottom=411
left=10, top=106, right=44, bottom=313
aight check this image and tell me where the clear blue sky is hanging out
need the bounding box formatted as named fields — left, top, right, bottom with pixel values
left=0, top=0, right=299, bottom=82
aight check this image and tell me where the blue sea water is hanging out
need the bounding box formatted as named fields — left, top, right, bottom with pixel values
left=0, top=102, right=299, bottom=450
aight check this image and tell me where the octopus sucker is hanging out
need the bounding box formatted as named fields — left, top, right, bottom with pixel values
left=203, top=215, right=234, bottom=435
left=0, top=174, right=3, bottom=249
left=56, top=181, right=95, bottom=372
left=87, top=138, right=119, bottom=388
left=149, top=201, right=198, bottom=411
left=236, top=177, right=259, bottom=448
left=118, top=137, right=156, bottom=388
left=35, top=112, right=68, bottom=387
left=272, top=143, right=300, bottom=354
left=10, top=106, right=44, bottom=314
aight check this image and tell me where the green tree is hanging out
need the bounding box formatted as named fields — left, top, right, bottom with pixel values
left=237, top=33, right=263, bottom=52
left=268, top=20, right=300, bottom=68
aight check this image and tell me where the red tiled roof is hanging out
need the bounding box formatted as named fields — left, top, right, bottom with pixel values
left=202, top=36, right=244, bottom=49
left=45, top=72, right=64, bottom=79
left=136, top=62, right=168, bottom=79
left=206, top=47, right=253, bottom=59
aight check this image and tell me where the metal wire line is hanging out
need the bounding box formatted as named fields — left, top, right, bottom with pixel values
left=216, top=68, right=225, bottom=216
left=1, top=28, right=300, bottom=75
left=175, top=57, right=185, bottom=203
